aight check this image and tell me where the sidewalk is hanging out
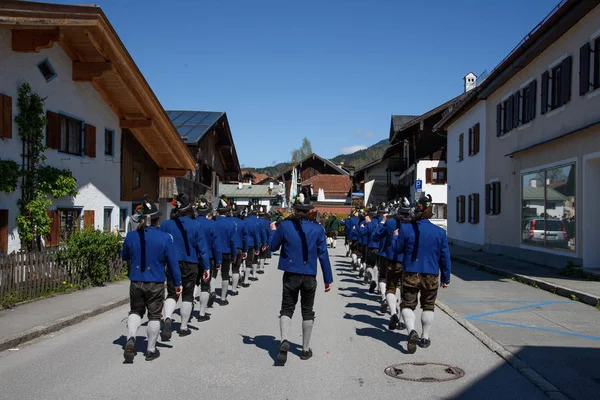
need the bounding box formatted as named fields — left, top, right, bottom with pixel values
left=0, top=280, right=129, bottom=352
left=450, top=245, right=600, bottom=307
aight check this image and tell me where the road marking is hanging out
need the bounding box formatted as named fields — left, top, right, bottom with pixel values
left=475, top=319, right=600, bottom=341
left=444, top=300, right=555, bottom=304
left=464, top=301, right=572, bottom=320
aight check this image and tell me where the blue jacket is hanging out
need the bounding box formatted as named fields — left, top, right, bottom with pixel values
left=269, top=219, right=333, bottom=285
left=231, top=217, right=247, bottom=253
left=363, top=217, right=381, bottom=249
left=214, top=216, right=237, bottom=258
left=393, top=219, right=451, bottom=283
left=357, top=218, right=369, bottom=246
left=257, top=217, right=270, bottom=247
left=122, top=226, right=182, bottom=286
left=244, top=217, right=262, bottom=249
left=195, top=216, right=223, bottom=265
left=373, top=218, right=393, bottom=258
left=159, top=216, right=211, bottom=271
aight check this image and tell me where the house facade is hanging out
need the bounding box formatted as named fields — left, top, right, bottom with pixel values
left=0, top=3, right=194, bottom=253
left=219, top=182, right=281, bottom=212
left=437, top=0, right=600, bottom=269
left=354, top=158, right=388, bottom=206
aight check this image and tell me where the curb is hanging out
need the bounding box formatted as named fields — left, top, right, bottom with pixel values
left=451, top=255, right=600, bottom=308
left=0, top=296, right=128, bottom=353
left=435, top=300, right=571, bottom=400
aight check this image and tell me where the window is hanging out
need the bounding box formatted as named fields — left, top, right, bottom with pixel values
left=468, top=123, right=480, bottom=156
left=521, top=164, right=575, bottom=251
left=103, top=207, right=113, bottom=232
left=458, top=133, right=464, bottom=161
left=542, top=56, right=572, bottom=113
left=580, top=37, right=600, bottom=95
left=119, top=208, right=127, bottom=232
left=250, top=198, right=260, bottom=206
left=485, top=181, right=501, bottom=215
left=426, top=167, right=447, bottom=185
left=37, top=58, right=57, bottom=82
left=551, top=64, right=563, bottom=109
left=595, top=37, right=600, bottom=90
left=59, top=114, right=83, bottom=155
left=456, top=196, right=466, bottom=223
left=133, top=162, right=143, bottom=189
left=105, top=129, right=114, bottom=156
left=431, top=203, right=446, bottom=220
left=520, top=80, right=537, bottom=124
left=58, top=208, right=82, bottom=241
left=468, top=193, right=480, bottom=224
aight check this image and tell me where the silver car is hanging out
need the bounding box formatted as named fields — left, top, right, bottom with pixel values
left=522, top=218, right=568, bottom=248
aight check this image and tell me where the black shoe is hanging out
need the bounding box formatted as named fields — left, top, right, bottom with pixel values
left=123, top=337, right=135, bottom=363
left=389, top=314, right=399, bottom=331
left=161, top=318, right=172, bottom=341
left=145, top=349, right=160, bottom=361
left=231, top=291, right=239, bottom=296
left=419, top=338, right=431, bottom=348
left=369, top=281, right=377, bottom=294
left=277, top=340, right=290, bottom=366
left=300, top=349, right=313, bottom=360
left=358, top=269, right=364, bottom=278
left=249, top=277, right=258, bottom=281
left=398, top=321, right=407, bottom=330
left=207, top=292, right=217, bottom=308
left=220, top=299, right=229, bottom=306
left=257, top=270, right=265, bottom=274
left=179, top=328, right=191, bottom=337
left=197, top=314, right=210, bottom=322
left=241, top=282, right=251, bottom=288
left=380, top=300, right=387, bottom=314
left=407, top=330, right=419, bottom=354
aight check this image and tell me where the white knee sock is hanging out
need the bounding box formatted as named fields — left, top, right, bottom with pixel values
left=127, top=313, right=142, bottom=339
left=259, top=259, right=265, bottom=270
left=357, top=257, right=362, bottom=268
left=379, top=282, right=386, bottom=300
left=421, top=310, right=435, bottom=340
left=351, top=254, right=357, bottom=265
left=345, top=243, right=349, bottom=252
left=209, top=277, right=215, bottom=293
left=252, top=264, right=257, bottom=277
left=302, top=320, right=314, bottom=351
left=366, top=267, right=374, bottom=281
left=180, top=301, right=192, bottom=330
left=386, top=293, right=397, bottom=316
left=232, top=273, right=240, bottom=291
left=373, top=266, right=379, bottom=283
left=280, top=315, right=292, bottom=342
left=193, top=285, right=199, bottom=301
left=146, top=320, right=160, bottom=353
left=395, top=287, right=401, bottom=314
left=221, top=280, right=229, bottom=300
left=164, top=298, right=177, bottom=320
left=401, top=308, right=416, bottom=333
left=199, top=292, right=209, bottom=316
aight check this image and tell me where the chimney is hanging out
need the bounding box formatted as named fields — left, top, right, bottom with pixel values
left=530, top=178, right=536, bottom=188
left=464, top=72, right=477, bottom=92
left=269, top=182, right=274, bottom=189
left=238, top=182, right=243, bottom=190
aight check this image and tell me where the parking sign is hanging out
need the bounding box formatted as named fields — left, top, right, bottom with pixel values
left=415, top=180, right=422, bottom=190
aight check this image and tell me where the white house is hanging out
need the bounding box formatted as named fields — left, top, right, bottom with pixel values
left=0, top=2, right=194, bottom=254
left=219, top=182, right=281, bottom=212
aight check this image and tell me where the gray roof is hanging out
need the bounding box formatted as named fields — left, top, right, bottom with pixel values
left=522, top=187, right=567, bottom=202
left=219, top=184, right=279, bottom=198
left=166, top=111, right=225, bottom=144
left=391, top=115, right=419, bottom=133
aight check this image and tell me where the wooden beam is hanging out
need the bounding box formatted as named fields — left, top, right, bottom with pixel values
left=120, top=119, right=153, bottom=129
left=12, top=28, right=60, bottom=52
left=159, top=169, right=187, bottom=177
left=72, top=61, right=112, bottom=81
left=91, top=80, right=122, bottom=117
left=123, top=113, right=147, bottom=120
left=83, top=28, right=109, bottom=60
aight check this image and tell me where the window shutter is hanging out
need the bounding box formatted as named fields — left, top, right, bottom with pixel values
left=513, top=91, right=520, bottom=127
left=474, top=123, right=480, bottom=155
left=46, top=111, right=61, bottom=149
left=455, top=197, right=460, bottom=223
left=460, top=195, right=466, bottom=223
left=459, top=133, right=464, bottom=160
left=425, top=168, right=432, bottom=184
left=485, top=183, right=491, bottom=215
left=84, top=124, right=96, bottom=157
left=468, top=194, right=472, bottom=223
left=541, top=71, right=549, bottom=114
left=473, top=193, right=480, bottom=224
left=0, top=209, right=8, bottom=253
left=443, top=204, right=447, bottom=220
left=493, top=182, right=501, bottom=215
left=84, top=210, right=95, bottom=230
left=506, top=96, right=513, bottom=132
left=580, top=43, right=591, bottom=96
left=467, top=128, right=472, bottom=156
left=0, top=94, right=12, bottom=139
left=46, top=210, right=60, bottom=247
left=561, top=55, right=572, bottom=105
left=496, top=104, right=502, bottom=136
left=529, top=80, right=537, bottom=121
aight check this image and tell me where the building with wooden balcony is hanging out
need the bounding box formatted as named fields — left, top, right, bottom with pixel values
left=0, top=2, right=195, bottom=253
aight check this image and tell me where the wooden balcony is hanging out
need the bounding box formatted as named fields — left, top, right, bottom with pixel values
left=159, top=176, right=211, bottom=201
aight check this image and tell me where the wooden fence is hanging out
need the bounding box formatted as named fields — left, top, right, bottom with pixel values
left=0, top=249, right=127, bottom=301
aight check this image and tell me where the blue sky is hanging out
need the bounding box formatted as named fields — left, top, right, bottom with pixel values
left=55, top=0, right=558, bottom=167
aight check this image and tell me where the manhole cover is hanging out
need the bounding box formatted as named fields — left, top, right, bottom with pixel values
left=384, top=362, right=465, bottom=382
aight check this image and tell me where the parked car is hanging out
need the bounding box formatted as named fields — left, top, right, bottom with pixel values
left=522, top=217, right=568, bottom=248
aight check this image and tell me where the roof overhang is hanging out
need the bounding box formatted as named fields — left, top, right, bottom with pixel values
left=0, top=0, right=195, bottom=172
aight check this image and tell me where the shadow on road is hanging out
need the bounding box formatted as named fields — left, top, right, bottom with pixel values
left=345, top=301, right=380, bottom=314
left=241, top=334, right=302, bottom=366
left=338, top=286, right=373, bottom=302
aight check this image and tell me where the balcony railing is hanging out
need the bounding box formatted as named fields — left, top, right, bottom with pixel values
left=159, top=176, right=211, bottom=201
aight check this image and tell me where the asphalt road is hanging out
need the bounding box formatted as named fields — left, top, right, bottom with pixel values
left=0, top=241, right=545, bottom=400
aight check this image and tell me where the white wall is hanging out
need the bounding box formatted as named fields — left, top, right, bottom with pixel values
left=364, top=160, right=388, bottom=205
left=228, top=198, right=273, bottom=212
left=446, top=100, right=486, bottom=246
left=413, top=159, right=448, bottom=205
left=0, top=29, right=128, bottom=253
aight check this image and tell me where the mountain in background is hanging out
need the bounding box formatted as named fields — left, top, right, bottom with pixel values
left=251, top=138, right=389, bottom=176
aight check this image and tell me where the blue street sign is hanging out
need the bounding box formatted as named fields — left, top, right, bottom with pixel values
left=415, top=180, right=422, bottom=190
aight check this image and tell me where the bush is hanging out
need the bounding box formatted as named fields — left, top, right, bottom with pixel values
left=56, top=228, right=122, bottom=286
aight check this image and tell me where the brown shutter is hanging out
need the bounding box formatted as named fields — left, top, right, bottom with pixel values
left=460, top=195, right=466, bottom=223
left=580, top=43, right=591, bottom=96
left=0, top=94, right=12, bottom=139
left=485, top=183, right=491, bottom=215
left=467, top=128, right=472, bottom=156
left=513, top=91, right=520, bottom=127
left=0, top=209, right=8, bottom=253
left=496, top=103, right=502, bottom=136
left=425, top=168, right=432, bottom=184
left=459, top=134, right=464, bottom=160
left=84, top=210, right=95, bottom=230
left=474, top=123, right=480, bottom=155
left=46, top=210, right=60, bottom=247
left=541, top=71, right=549, bottom=114
left=46, top=111, right=61, bottom=149
left=468, top=194, right=472, bottom=223
left=443, top=204, right=447, bottom=220
left=529, top=80, right=537, bottom=121
left=84, top=124, right=96, bottom=157
left=473, top=193, right=480, bottom=224
left=561, top=55, right=572, bottom=106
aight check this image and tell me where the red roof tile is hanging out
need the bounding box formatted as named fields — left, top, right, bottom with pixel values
left=301, top=174, right=351, bottom=197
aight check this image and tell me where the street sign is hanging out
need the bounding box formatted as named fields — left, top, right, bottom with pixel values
left=414, top=180, right=422, bottom=190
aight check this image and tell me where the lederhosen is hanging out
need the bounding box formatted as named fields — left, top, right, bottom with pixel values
left=166, top=219, right=198, bottom=303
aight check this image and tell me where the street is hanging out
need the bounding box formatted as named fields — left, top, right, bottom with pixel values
left=0, top=242, right=546, bottom=400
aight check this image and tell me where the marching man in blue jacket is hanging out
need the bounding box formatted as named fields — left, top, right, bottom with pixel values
left=269, top=193, right=333, bottom=366
left=121, top=195, right=181, bottom=362
left=393, top=194, right=451, bottom=354
left=214, top=196, right=238, bottom=306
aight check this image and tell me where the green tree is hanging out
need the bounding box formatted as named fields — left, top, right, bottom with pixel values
left=291, top=137, right=313, bottom=164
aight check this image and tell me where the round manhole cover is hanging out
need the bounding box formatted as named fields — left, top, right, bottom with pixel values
left=384, top=362, right=465, bottom=382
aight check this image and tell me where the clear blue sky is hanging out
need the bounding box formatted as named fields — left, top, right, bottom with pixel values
left=56, top=0, right=558, bottom=167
